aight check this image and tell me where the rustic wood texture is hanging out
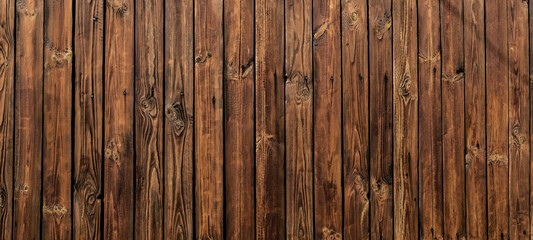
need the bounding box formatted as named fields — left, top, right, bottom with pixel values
left=369, top=0, right=393, bottom=239
left=486, top=0, right=510, bottom=239
left=134, top=0, right=164, bottom=238
left=285, top=0, right=313, bottom=238
left=313, top=0, right=342, bottom=238
left=341, top=0, right=369, bottom=238
left=464, top=0, right=487, bottom=238
left=0, top=0, right=14, bottom=238
left=14, top=0, right=43, bottom=238
left=418, top=0, right=443, bottom=238
left=224, top=0, right=255, bottom=238
left=164, top=0, right=194, bottom=238
left=73, top=0, right=104, bottom=238
left=3, top=0, right=533, bottom=239
left=103, top=0, right=135, bottom=238
left=392, top=0, right=418, bottom=238
left=194, top=0, right=224, bottom=238
left=255, top=0, right=285, bottom=238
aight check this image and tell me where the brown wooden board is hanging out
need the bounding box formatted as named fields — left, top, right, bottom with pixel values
left=224, top=0, right=255, bottom=238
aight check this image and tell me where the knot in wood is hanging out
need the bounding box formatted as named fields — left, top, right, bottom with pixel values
left=322, top=227, right=342, bottom=240
left=488, top=154, right=508, bottom=166
left=105, top=137, right=122, bottom=166
left=16, top=0, right=35, bottom=16
left=398, top=73, right=412, bottom=102
left=511, top=124, right=526, bottom=146
left=140, top=96, right=157, bottom=117
left=374, top=11, right=391, bottom=40
left=43, top=204, right=68, bottom=219
left=108, top=0, right=128, bottom=14
left=0, top=188, right=6, bottom=208
left=166, top=103, right=186, bottom=135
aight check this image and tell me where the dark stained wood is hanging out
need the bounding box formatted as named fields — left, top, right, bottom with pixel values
left=368, top=0, right=393, bottom=238
left=73, top=0, right=104, bottom=238
left=418, top=0, right=443, bottom=238
left=164, top=0, right=194, bottom=238
left=103, top=0, right=135, bottom=238
left=224, top=0, right=255, bottom=239
left=255, top=0, right=285, bottom=238
left=134, top=0, right=164, bottom=238
left=13, top=0, right=43, bottom=238
left=194, top=0, right=224, bottom=238
left=42, top=0, right=73, bottom=238
left=441, top=0, right=466, bottom=238
left=0, top=0, right=14, bottom=238
left=486, top=0, right=509, bottom=238
left=285, top=0, right=313, bottom=238
left=392, top=0, right=418, bottom=238
left=313, top=0, right=342, bottom=238
left=507, top=0, right=529, bottom=238
left=464, top=0, right=487, bottom=238
left=341, top=0, right=369, bottom=239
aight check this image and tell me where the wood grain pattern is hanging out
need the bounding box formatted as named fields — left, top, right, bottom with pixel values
left=164, top=0, right=194, bottom=238
left=285, top=0, right=313, bottom=238
left=507, top=0, right=529, bottom=238
left=392, top=0, right=418, bottom=238
left=486, top=0, right=509, bottom=238
left=369, top=0, right=393, bottom=238
left=103, top=0, right=135, bottom=238
left=0, top=0, right=14, bottom=238
left=255, top=0, right=285, bottom=238
left=14, top=0, right=43, bottom=238
left=441, top=0, right=466, bottom=238
left=194, top=0, right=224, bottom=238
left=134, top=0, right=164, bottom=238
left=418, top=0, right=443, bottom=238
left=464, top=0, right=487, bottom=238
left=42, top=0, right=73, bottom=238
left=313, top=0, right=342, bottom=238
left=73, top=0, right=104, bottom=238
left=224, top=0, right=255, bottom=238
left=341, top=0, right=369, bottom=238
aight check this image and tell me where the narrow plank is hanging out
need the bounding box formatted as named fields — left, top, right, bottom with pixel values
left=507, top=0, right=529, bottom=238
left=73, top=0, right=104, bottom=238
left=285, top=0, right=313, bottom=238
left=392, top=0, right=418, bottom=238
left=194, top=0, right=224, bottom=238
left=134, top=0, right=164, bottom=238
left=341, top=0, right=369, bottom=238
left=530, top=0, right=533, bottom=237
left=103, top=0, right=135, bottom=238
left=464, top=0, right=487, bottom=238
left=368, top=0, right=393, bottom=238
left=164, top=0, right=194, bottom=237
left=418, top=0, right=443, bottom=238
left=441, top=0, right=466, bottom=238
left=42, top=0, right=73, bottom=237
left=486, top=0, right=509, bottom=238
left=255, top=0, right=285, bottom=237
left=13, top=0, right=43, bottom=238
left=224, top=0, right=255, bottom=238
left=0, top=0, right=14, bottom=238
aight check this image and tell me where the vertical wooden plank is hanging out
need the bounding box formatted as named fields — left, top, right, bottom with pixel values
left=418, top=0, right=443, bottom=238
left=42, top=0, right=73, bottom=238
left=486, top=0, right=509, bottom=238
left=194, top=0, right=224, bottom=238
left=464, top=0, right=487, bottom=238
left=313, top=0, right=342, bottom=238
left=255, top=0, right=285, bottom=238
left=13, top=0, right=43, bottom=238
left=285, top=0, right=313, bottom=238
left=0, top=0, right=14, bottom=238
left=368, top=0, right=393, bottom=238
left=224, top=0, right=255, bottom=239
left=508, top=0, right=529, bottom=238
left=134, top=0, right=164, bottom=238
left=164, top=0, right=194, bottom=238
left=103, top=0, right=134, bottom=238
left=341, top=0, right=369, bottom=238
left=393, top=0, right=418, bottom=238
left=73, top=0, right=104, bottom=238
left=441, top=0, right=466, bottom=238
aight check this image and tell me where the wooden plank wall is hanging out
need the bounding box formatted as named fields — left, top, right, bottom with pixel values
left=1, top=0, right=533, bottom=239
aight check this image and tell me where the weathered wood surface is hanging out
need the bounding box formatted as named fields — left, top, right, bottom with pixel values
left=2, top=1, right=533, bottom=239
